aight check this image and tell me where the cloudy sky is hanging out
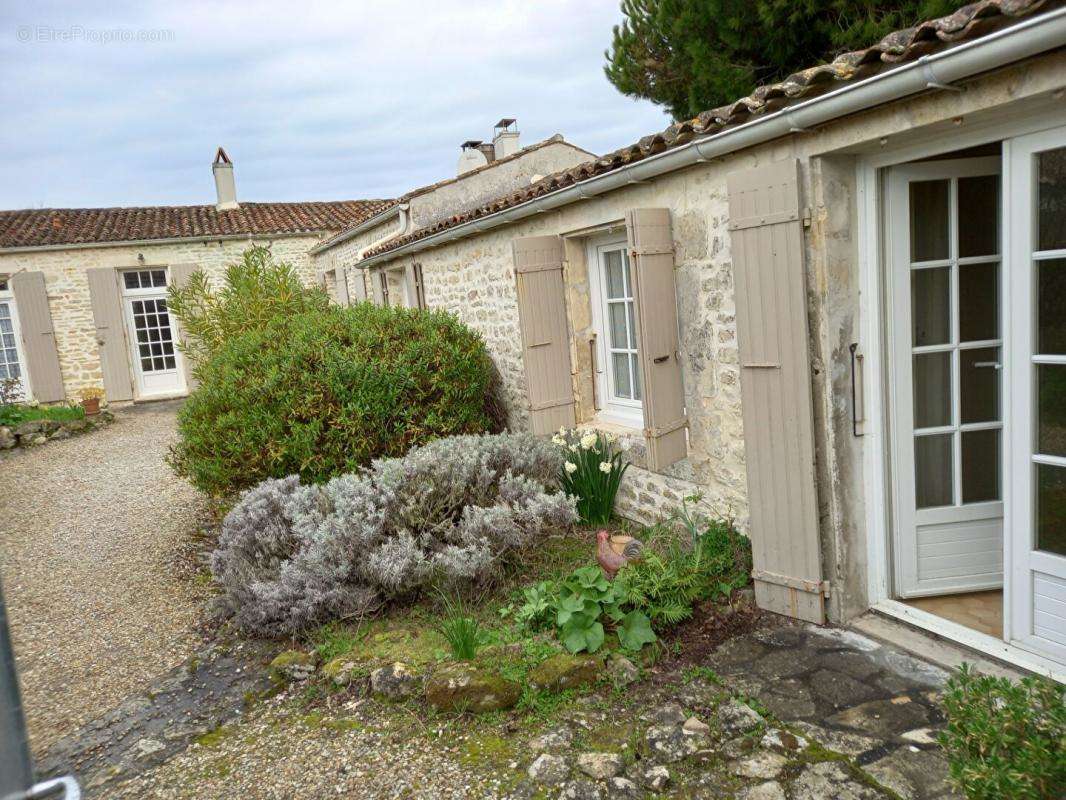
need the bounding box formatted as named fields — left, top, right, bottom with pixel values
left=0, top=0, right=670, bottom=210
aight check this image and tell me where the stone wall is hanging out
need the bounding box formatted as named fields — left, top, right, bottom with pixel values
left=0, top=233, right=328, bottom=401
left=312, top=212, right=402, bottom=302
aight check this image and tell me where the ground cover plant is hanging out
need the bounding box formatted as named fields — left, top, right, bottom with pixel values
left=554, top=427, right=629, bottom=525
left=0, top=395, right=85, bottom=427
left=211, top=432, right=577, bottom=636
left=938, top=663, right=1065, bottom=800
left=167, top=248, right=502, bottom=497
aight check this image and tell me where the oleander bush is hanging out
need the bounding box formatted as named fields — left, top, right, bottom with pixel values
left=169, top=301, right=502, bottom=497
left=939, top=664, right=1065, bottom=800
left=211, top=432, right=577, bottom=637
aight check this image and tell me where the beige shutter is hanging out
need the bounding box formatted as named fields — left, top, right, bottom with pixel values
left=334, top=268, right=350, bottom=306
left=403, top=264, right=418, bottom=309
left=350, top=269, right=368, bottom=303
left=626, top=209, right=687, bottom=470
left=87, top=268, right=133, bottom=402
left=10, top=271, right=64, bottom=402
left=513, top=235, right=576, bottom=435
left=370, top=270, right=386, bottom=306
left=727, top=159, right=825, bottom=624
left=169, top=263, right=199, bottom=392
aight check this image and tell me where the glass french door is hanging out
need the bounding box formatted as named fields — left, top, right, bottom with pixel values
left=888, top=157, right=1004, bottom=598
left=0, top=294, right=29, bottom=400
left=120, top=269, right=185, bottom=398
left=1008, top=126, right=1066, bottom=662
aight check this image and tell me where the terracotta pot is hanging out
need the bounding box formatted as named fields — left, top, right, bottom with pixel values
left=82, top=397, right=101, bottom=416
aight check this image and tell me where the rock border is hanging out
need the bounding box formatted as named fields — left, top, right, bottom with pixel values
left=0, top=410, right=115, bottom=451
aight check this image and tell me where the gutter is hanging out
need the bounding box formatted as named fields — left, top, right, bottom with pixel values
left=0, top=229, right=333, bottom=256
left=308, top=203, right=408, bottom=255
left=359, top=7, right=1066, bottom=269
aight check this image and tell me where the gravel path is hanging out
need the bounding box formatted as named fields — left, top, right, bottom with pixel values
left=0, top=401, right=212, bottom=755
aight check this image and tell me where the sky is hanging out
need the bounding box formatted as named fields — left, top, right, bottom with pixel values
left=0, top=0, right=670, bottom=210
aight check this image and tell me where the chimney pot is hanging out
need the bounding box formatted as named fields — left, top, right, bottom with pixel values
left=212, top=147, right=238, bottom=211
left=492, top=118, right=520, bottom=159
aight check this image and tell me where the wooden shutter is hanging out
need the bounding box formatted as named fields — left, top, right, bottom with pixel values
left=334, top=268, right=350, bottom=306
left=626, top=209, right=687, bottom=470
left=350, top=269, right=368, bottom=303
left=727, top=159, right=825, bottom=624
left=513, top=236, right=576, bottom=435
left=87, top=268, right=133, bottom=402
left=10, top=271, right=64, bottom=402
left=410, top=263, right=427, bottom=309
left=404, top=264, right=419, bottom=309
left=169, top=263, right=199, bottom=393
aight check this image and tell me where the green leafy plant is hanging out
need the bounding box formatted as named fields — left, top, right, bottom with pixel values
left=939, top=663, right=1065, bottom=800
left=0, top=401, right=85, bottom=427
left=169, top=302, right=502, bottom=497
left=439, top=594, right=484, bottom=661
left=554, top=428, right=630, bottom=525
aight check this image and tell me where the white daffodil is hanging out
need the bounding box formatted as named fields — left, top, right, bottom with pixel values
left=558, top=426, right=567, bottom=436
left=564, top=461, right=578, bottom=474
left=599, top=461, right=613, bottom=474
left=551, top=435, right=565, bottom=446
left=605, top=432, right=618, bottom=444
left=619, top=438, right=632, bottom=452
left=569, top=444, right=579, bottom=452
left=580, top=432, right=598, bottom=450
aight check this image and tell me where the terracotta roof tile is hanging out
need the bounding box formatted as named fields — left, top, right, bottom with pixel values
left=364, top=0, right=1060, bottom=259
left=0, top=199, right=393, bottom=250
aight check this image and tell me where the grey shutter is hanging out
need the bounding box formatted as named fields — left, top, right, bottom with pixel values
left=87, top=268, right=133, bottom=402
left=350, top=269, right=368, bottom=303
left=169, top=263, right=199, bottom=393
left=371, top=270, right=386, bottom=306
left=404, top=264, right=419, bottom=309
left=513, top=236, right=576, bottom=435
left=626, top=209, right=687, bottom=470
left=334, top=268, right=350, bottom=306
left=10, top=271, right=64, bottom=402
left=727, top=159, right=825, bottom=624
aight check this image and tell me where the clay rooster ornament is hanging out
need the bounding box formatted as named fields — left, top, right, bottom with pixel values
left=596, top=530, right=644, bottom=579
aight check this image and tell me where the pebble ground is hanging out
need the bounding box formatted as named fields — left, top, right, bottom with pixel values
left=1, top=401, right=211, bottom=755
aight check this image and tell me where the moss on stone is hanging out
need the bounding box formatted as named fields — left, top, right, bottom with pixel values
left=529, top=652, right=602, bottom=692
left=425, top=663, right=521, bottom=713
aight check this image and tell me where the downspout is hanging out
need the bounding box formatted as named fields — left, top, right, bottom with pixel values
left=359, top=6, right=1066, bottom=267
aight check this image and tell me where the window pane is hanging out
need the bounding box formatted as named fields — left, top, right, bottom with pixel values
left=604, top=250, right=626, bottom=298
left=910, top=180, right=950, bottom=262
left=151, top=270, right=167, bottom=287
left=913, top=352, right=952, bottom=428
left=1038, top=364, right=1066, bottom=458
left=627, top=302, right=637, bottom=350
left=1038, top=259, right=1066, bottom=355
left=959, top=261, right=998, bottom=342
left=911, top=267, right=950, bottom=346
left=915, top=434, right=953, bottom=508
left=612, top=352, right=632, bottom=399
left=1036, top=464, right=1066, bottom=556
left=608, top=303, right=628, bottom=350
left=957, top=175, right=999, bottom=257
left=1037, top=147, right=1066, bottom=252
left=962, top=429, right=999, bottom=504
left=960, top=347, right=1000, bottom=424
left=631, top=354, right=642, bottom=401
left=123, top=271, right=140, bottom=289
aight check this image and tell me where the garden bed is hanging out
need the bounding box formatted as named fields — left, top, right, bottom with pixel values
left=0, top=405, right=113, bottom=452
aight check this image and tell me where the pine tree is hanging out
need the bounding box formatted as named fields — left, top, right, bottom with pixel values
left=604, top=0, right=959, bottom=120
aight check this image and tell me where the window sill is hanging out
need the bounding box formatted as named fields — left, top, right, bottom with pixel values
left=579, top=416, right=645, bottom=442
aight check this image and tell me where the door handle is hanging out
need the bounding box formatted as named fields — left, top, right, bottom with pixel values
left=973, top=361, right=1002, bottom=370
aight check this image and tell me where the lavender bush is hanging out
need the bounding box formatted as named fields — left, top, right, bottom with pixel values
left=211, top=432, right=577, bottom=636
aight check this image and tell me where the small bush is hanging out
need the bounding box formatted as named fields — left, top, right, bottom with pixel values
left=170, top=302, right=502, bottom=497
left=211, top=432, right=577, bottom=637
left=939, top=664, right=1065, bottom=800
left=439, top=594, right=484, bottom=660
left=554, top=428, right=630, bottom=525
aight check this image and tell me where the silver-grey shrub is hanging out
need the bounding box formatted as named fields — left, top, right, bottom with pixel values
left=211, top=432, right=577, bottom=636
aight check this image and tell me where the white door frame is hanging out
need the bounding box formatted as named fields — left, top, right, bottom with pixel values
left=885, top=157, right=1005, bottom=598
left=1006, top=124, right=1066, bottom=664
left=0, top=280, right=31, bottom=401
left=855, top=107, right=1066, bottom=680
left=119, top=267, right=187, bottom=400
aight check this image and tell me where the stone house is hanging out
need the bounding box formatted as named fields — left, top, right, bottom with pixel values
left=346, top=0, right=1066, bottom=678
left=0, top=148, right=391, bottom=403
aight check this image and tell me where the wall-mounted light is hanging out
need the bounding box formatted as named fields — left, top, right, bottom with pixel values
left=137, top=253, right=145, bottom=264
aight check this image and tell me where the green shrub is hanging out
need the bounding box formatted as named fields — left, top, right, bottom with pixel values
left=169, top=303, right=501, bottom=496
left=167, top=245, right=329, bottom=373
left=555, top=428, right=629, bottom=525
left=439, top=594, right=485, bottom=660
left=939, top=664, right=1065, bottom=800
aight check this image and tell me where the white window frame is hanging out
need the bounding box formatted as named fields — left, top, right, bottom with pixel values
left=118, top=267, right=186, bottom=398
left=587, top=234, right=643, bottom=428
left=0, top=277, right=31, bottom=400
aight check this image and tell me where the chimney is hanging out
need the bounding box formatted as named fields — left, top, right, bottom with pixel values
left=492, top=118, right=520, bottom=159
left=457, top=140, right=489, bottom=176
left=212, top=147, right=238, bottom=211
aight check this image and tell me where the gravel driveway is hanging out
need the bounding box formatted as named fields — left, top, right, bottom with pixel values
left=1, top=401, right=211, bottom=755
